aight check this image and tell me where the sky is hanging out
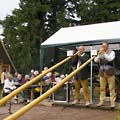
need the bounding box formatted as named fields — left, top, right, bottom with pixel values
left=0, top=0, right=20, bottom=38
left=0, top=0, right=20, bottom=20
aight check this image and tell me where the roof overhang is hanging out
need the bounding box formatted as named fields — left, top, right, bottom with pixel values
left=41, top=21, right=120, bottom=48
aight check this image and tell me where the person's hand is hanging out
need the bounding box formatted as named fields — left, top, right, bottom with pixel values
left=99, top=47, right=105, bottom=54
left=77, top=50, right=82, bottom=56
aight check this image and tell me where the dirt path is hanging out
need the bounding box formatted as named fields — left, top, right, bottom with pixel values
left=0, top=104, right=118, bottom=120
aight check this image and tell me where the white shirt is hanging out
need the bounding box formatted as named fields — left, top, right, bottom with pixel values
left=94, top=50, right=115, bottom=63
left=1, top=72, right=10, bottom=84
left=77, top=53, right=85, bottom=68
left=4, top=79, right=15, bottom=93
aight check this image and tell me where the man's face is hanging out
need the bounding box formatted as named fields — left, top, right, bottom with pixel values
left=102, top=43, right=109, bottom=51
left=25, top=75, right=29, bottom=80
left=9, top=75, right=13, bottom=81
left=17, top=74, right=22, bottom=80
left=78, top=46, right=85, bottom=55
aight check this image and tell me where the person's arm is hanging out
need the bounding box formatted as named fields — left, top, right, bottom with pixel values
left=12, top=81, right=16, bottom=89
left=104, top=51, right=115, bottom=62
left=94, top=55, right=100, bottom=63
left=1, top=72, right=4, bottom=84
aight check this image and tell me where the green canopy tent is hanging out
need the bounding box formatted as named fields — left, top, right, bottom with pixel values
left=41, top=21, right=120, bottom=47
left=40, top=21, right=120, bottom=103
left=41, top=21, right=120, bottom=69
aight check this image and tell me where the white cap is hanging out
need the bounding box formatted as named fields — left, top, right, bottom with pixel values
left=31, top=69, right=34, bottom=73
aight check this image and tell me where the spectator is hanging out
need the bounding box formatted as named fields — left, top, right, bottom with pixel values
left=23, top=74, right=30, bottom=102
left=4, top=74, right=16, bottom=96
left=29, top=69, right=34, bottom=79
left=1, top=68, right=10, bottom=86
left=15, top=74, right=23, bottom=86
left=23, top=75, right=30, bottom=84
left=33, top=71, right=41, bottom=99
left=15, top=74, right=29, bottom=103
left=13, top=72, right=18, bottom=82
left=54, top=72, right=61, bottom=83
left=42, top=67, right=52, bottom=85
left=31, top=70, right=39, bottom=79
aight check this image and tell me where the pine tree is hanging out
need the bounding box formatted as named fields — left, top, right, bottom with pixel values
left=1, top=0, right=78, bottom=73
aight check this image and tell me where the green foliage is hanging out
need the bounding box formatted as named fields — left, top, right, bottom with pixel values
left=0, top=0, right=77, bottom=73
left=77, top=0, right=120, bottom=24
left=0, top=0, right=120, bottom=73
